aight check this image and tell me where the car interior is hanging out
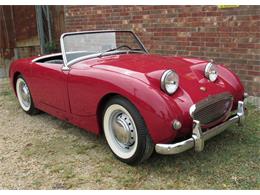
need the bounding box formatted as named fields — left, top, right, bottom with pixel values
left=35, top=54, right=64, bottom=64
left=35, top=51, right=94, bottom=65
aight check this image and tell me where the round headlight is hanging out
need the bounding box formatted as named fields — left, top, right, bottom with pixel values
left=161, top=70, right=179, bottom=95
left=205, top=62, right=218, bottom=82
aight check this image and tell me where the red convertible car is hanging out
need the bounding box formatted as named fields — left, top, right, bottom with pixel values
left=9, top=30, right=246, bottom=165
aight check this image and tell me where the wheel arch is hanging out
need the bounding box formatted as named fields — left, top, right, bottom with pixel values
left=94, top=85, right=177, bottom=144
left=96, top=92, right=130, bottom=134
left=12, top=71, right=22, bottom=95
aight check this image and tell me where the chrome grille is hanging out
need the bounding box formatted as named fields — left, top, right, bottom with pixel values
left=190, top=93, right=233, bottom=127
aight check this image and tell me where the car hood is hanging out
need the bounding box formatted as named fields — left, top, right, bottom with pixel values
left=87, top=53, right=207, bottom=81
left=81, top=53, right=243, bottom=103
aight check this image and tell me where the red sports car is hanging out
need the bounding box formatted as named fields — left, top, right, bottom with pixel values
left=9, top=30, right=246, bottom=165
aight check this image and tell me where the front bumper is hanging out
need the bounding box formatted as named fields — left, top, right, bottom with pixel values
left=155, top=101, right=246, bottom=155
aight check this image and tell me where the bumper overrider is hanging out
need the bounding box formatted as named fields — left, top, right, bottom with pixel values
left=155, top=100, right=246, bottom=155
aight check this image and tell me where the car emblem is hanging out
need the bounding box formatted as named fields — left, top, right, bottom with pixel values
left=200, top=86, right=207, bottom=92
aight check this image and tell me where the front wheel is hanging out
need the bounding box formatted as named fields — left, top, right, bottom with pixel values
left=16, top=75, right=39, bottom=115
left=103, top=96, right=154, bottom=165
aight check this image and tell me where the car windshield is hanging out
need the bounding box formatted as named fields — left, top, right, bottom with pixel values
left=62, top=31, right=147, bottom=65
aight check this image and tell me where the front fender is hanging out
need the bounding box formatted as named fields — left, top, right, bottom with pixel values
left=217, top=64, right=245, bottom=108
left=9, top=58, right=33, bottom=95
left=68, top=67, right=179, bottom=143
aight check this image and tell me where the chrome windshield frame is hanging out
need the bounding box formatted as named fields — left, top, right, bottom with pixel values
left=60, top=30, right=149, bottom=71
left=32, top=53, right=62, bottom=63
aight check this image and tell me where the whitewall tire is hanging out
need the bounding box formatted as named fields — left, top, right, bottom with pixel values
left=16, top=75, right=39, bottom=115
left=103, top=96, right=154, bottom=165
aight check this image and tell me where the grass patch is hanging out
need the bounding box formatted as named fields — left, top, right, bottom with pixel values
left=74, top=143, right=98, bottom=154
left=1, top=90, right=12, bottom=97
left=0, top=78, right=259, bottom=189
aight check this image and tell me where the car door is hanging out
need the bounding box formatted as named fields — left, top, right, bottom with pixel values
left=30, top=62, right=69, bottom=112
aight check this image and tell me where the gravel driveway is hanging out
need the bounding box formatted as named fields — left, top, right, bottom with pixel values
left=0, top=78, right=259, bottom=189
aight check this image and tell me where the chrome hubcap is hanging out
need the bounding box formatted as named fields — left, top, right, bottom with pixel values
left=110, top=111, right=136, bottom=149
left=104, top=104, right=138, bottom=159
left=18, top=80, right=31, bottom=108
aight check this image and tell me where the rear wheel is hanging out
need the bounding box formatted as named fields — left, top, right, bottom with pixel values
left=103, top=96, right=154, bottom=165
left=16, top=75, right=39, bottom=115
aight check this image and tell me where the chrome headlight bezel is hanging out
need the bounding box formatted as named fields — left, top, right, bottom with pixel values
left=205, top=62, right=218, bottom=82
left=161, top=70, right=179, bottom=95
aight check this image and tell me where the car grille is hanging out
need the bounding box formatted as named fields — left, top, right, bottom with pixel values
left=190, top=93, right=233, bottom=127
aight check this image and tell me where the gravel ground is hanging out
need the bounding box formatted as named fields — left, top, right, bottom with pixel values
left=0, top=78, right=259, bottom=189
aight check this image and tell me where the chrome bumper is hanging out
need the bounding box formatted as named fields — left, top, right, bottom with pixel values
left=155, top=101, right=246, bottom=155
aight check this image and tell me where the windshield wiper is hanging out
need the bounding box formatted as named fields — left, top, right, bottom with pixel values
left=99, top=45, right=144, bottom=57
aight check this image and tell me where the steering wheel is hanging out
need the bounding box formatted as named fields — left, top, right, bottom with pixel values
left=114, top=45, right=133, bottom=50
left=100, top=45, right=135, bottom=57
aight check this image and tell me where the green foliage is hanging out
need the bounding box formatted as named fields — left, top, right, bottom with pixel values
left=44, top=42, right=57, bottom=54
